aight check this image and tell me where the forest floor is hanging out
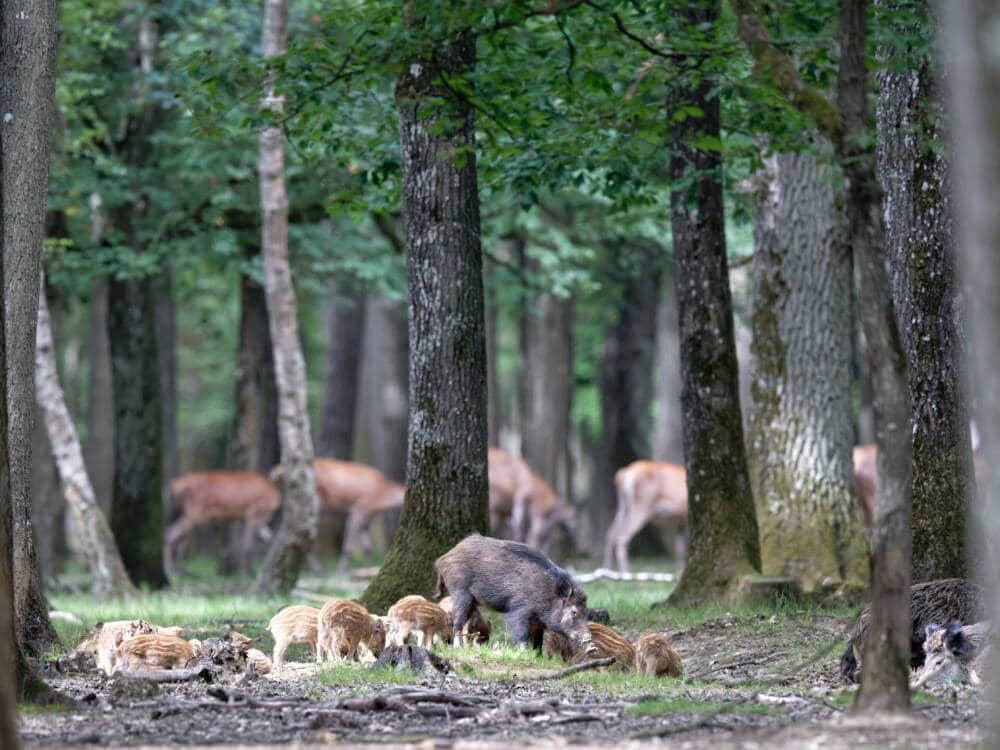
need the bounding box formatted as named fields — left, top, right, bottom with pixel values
left=19, top=559, right=988, bottom=748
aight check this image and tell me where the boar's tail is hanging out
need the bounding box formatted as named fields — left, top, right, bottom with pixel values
left=839, top=640, right=858, bottom=683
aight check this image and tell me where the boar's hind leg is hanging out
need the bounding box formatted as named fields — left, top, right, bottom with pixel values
left=448, top=591, right=476, bottom=644
left=503, top=610, right=534, bottom=648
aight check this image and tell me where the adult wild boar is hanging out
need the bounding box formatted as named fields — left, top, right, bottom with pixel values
left=434, top=534, right=592, bottom=651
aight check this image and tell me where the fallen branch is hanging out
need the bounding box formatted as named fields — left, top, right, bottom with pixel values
left=537, top=656, right=615, bottom=680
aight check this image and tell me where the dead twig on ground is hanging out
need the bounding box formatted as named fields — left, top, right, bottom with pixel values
left=537, top=656, right=616, bottom=680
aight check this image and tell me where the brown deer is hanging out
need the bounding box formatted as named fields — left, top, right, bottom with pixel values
left=164, top=471, right=280, bottom=577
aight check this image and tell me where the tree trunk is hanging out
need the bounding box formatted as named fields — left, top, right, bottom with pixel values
left=747, top=149, right=867, bottom=596
left=36, top=280, right=137, bottom=598
left=942, top=0, right=1000, bottom=736
left=84, top=280, right=114, bottom=513
left=876, top=4, right=972, bottom=582
left=2, top=0, right=61, bottom=701
left=2, top=0, right=59, bottom=658
left=838, top=0, right=913, bottom=714
left=317, top=286, right=365, bottom=460
left=520, top=252, right=573, bottom=503
left=666, top=0, right=761, bottom=604
left=652, top=271, right=683, bottom=463
left=32, top=399, right=65, bottom=583
left=367, top=295, right=408, bottom=482
left=254, top=0, right=320, bottom=594
left=597, top=247, right=663, bottom=549
left=108, top=275, right=167, bottom=588
left=485, top=261, right=501, bottom=446
left=360, top=31, right=489, bottom=613
left=154, top=268, right=178, bottom=488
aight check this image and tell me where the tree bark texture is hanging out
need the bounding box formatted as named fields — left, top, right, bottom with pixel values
left=485, top=263, right=501, bottom=447
left=838, top=0, right=913, bottom=714
left=317, top=286, right=365, bottom=460
left=653, top=272, right=683, bottom=463
left=876, top=5, right=972, bottom=582
left=747, top=150, right=867, bottom=595
left=36, top=280, right=137, bottom=598
left=0, top=287, right=18, bottom=744
left=666, top=0, right=761, bottom=604
left=228, top=255, right=280, bottom=474
left=254, top=0, right=320, bottom=594
left=84, top=280, right=115, bottom=513
left=520, top=258, right=573, bottom=503
left=941, top=0, right=1000, bottom=735
left=367, top=295, right=408, bottom=482
left=360, top=32, right=490, bottom=613
left=597, top=247, right=663, bottom=550
left=2, top=0, right=59, bottom=657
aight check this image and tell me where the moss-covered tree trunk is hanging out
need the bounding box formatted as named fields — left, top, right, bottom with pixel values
left=360, top=31, right=489, bottom=613
left=2, top=0, right=60, bottom=656
left=254, top=0, right=320, bottom=594
left=747, top=149, right=868, bottom=596
left=597, top=243, right=663, bottom=550
left=667, top=0, right=761, bottom=604
left=942, top=0, right=1000, bottom=736
left=876, top=1, right=972, bottom=582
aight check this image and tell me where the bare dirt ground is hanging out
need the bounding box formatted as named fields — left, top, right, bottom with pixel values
left=19, top=611, right=988, bottom=749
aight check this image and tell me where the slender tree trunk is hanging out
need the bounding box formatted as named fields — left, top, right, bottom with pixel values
left=942, top=0, right=1000, bottom=736
left=597, top=247, right=663, bottom=549
left=368, top=295, right=408, bottom=482
left=254, top=0, right=320, bottom=593
left=485, top=262, right=501, bottom=447
left=2, top=0, right=61, bottom=701
left=154, top=268, right=178, bottom=488
left=317, top=286, right=365, bottom=459
left=32, top=400, right=64, bottom=583
left=520, top=252, right=573, bottom=503
left=747, top=149, right=867, bottom=595
left=360, top=31, right=489, bottom=612
left=876, top=3, right=972, bottom=581
left=838, top=0, right=913, bottom=713
left=667, top=0, right=761, bottom=604
left=84, top=280, right=114, bottom=513
left=652, top=271, right=683, bottom=463
left=2, top=0, right=59, bottom=658
left=36, top=279, right=137, bottom=598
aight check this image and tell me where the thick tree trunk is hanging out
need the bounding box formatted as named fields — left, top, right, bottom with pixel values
left=2, top=0, right=59, bottom=658
left=254, top=0, right=320, bottom=594
left=838, top=0, right=913, bottom=714
left=943, top=0, right=1000, bottom=736
left=666, top=0, right=761, bottom=604
left=317, top=286, right=365, bottom=460
left=520, top=256, right=573, bottom=504
left=876, top=7, right=972, bottom=582
left=84, top=280, right=114, bottom=513
left=597, top=247, right=662, bottom=551
left=360, top=31, right=489, bottom=613
left=368, top=295, right=408, bottom=482
left=652, top=272, right=683, bottom=463
left=2, top=0, right=61, bottom=701
left=747, top=150, right=867, bottom=596
left=36, top=280, right=137, bottom=598
left=108, top=275, right=167, bottom=588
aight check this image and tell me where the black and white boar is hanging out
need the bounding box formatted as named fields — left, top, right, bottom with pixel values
left=434, top=534, right=592, bottom=651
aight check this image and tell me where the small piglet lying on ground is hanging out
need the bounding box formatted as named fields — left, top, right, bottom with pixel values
left=438, top=596, right=491, bottom=646
left=544, top=622, right=634, bottom=670
left=267, top=605, right=320, bottom=668
left=112, top=634, right=197, bottom=673
left=317, top=599, right=383, bottom=662
left=387, top=596, right=450, bottom=648
left=435, top=533, right=592, bottom=651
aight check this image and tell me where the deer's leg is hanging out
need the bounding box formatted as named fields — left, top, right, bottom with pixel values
left=164, top=514, right=200, bottom=578
left=614, top=507, right=652, bottom=573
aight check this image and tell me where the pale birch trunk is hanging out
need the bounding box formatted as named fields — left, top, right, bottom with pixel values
left=35, top=278, right=137, bottom=598
left=254, top=0, right=320, bottom=593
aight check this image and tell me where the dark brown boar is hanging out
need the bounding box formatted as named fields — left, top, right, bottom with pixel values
left=438, top=596, right=492, bottom=646
left=434, top=534, right=592, bottom=650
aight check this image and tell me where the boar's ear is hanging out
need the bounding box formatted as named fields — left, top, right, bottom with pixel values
left=924, top=623, right=941, bottom=642
left=556, top=578, right=572, bottom=600
left=945, top=620, right=968, bottom=656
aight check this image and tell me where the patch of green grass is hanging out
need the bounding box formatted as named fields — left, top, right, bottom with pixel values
left=436, top=642, right=562, bottom=670
left=17, top=703, right=73, bottom=715
left=555, top=668, right=683, bottom=694
left=316, top=663, right=420, bottom=688
left=626, top=698, right=775, bottom=717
